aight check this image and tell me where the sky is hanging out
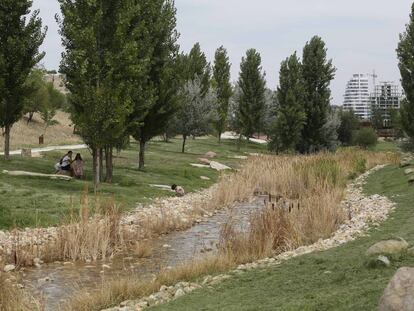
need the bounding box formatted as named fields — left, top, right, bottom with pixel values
left=32, top=0, right=414, bottom=105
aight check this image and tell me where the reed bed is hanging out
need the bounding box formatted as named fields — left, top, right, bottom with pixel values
left=216, top=148, right=399, bottom=259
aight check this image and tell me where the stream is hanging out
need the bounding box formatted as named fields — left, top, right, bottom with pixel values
left=20, top=198, right=265, bottom=310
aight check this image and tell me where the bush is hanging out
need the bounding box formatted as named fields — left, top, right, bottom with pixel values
left=354, top=128, right=378, bottom=149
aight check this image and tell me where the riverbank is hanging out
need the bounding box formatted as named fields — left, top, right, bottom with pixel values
left=92, top=164, right=395, bottom=311
left=60, top=149, right=398, bottom=311
left=148, top=163, right=414, bottom=310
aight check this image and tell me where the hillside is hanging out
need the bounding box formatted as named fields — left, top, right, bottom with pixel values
left=0, top=111, right=82, bottom=152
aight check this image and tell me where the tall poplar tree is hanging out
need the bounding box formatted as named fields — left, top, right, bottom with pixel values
left=269, top=53, right=306, bottom=152
left=58, top=0, right=143, bottom=184
left=181, top=43, right=211, bottom=96
left=129, top=0, right=180, bottom=170
left=236, top=49, right=266, bottom=139
left=212, top=46, right=232, bottom=142
left=0, top=0, right=46, bottom=160
left=299, top=36, right=336, bottom=153
left=397, top=3, right=414, bottom=140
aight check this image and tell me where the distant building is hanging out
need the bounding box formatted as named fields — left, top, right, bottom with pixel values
left=44, top=73, right=69, bottom=94
left=343, top=74, right=371, bottom=119
left=370, top=82, right=402, bottom=120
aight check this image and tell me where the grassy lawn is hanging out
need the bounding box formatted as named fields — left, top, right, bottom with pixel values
left=0, top=137, right=266, bottom=229
left=151, top=164, right=414, bottom=311
left=371, top=140, right=400, bottom=153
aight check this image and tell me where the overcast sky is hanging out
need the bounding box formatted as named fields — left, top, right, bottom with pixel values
left=32, top=0, right=413, bottom=105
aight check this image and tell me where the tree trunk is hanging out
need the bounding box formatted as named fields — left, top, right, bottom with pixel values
left=93, top=148, right=101, bottom=191
left=99, top=148, right=104, bottom=182
left=218, top=130, right=222, bottom=143
left=237, top=133, right=242, bottom=151
left=105, top=147, right=113, bottom=183
left=4, top=125, right=11, bottom=160
left=27, top=112, right=34, bottom=124
left=139, top=140, right=146, bottom=170
left=182, top=134, right=187, bottom=153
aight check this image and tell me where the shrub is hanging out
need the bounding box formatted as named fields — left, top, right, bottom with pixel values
left=354, top=128, right=378, bottom=149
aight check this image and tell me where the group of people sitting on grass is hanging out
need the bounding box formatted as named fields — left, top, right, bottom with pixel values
left=54, top=152, right=186, bottom=196
left=55, top=150, right=84, bottom=179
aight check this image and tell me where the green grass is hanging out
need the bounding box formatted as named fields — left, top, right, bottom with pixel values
left=151, top=164, right=414, bottom=311
left=0, top=137, right=266, bottom=229
left=371, top=140, right=400, bottom=152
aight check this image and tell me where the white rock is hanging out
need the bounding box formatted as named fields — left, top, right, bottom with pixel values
left=174, top=288, right=185, bottom=298
left=4, top=265, right=15, bottom=272
left=210, top=161, right=231, bottom=171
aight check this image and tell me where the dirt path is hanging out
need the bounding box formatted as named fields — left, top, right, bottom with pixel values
left=0, top=144, right=88, bottom=156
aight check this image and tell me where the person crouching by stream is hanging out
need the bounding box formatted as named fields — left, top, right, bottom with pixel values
left=171, top=184, right=185, bottom=197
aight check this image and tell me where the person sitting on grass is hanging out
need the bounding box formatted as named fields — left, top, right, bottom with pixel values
left=171, top=184, right=185, bottom=197
left=71, top=153, right=84, bottom=179
left=55, top=151, right=73, bottom=174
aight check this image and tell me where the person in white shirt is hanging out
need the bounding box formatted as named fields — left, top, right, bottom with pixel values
left=55, top=151, right=73, bottom=173
left=171, top=184, right=185, bottom=197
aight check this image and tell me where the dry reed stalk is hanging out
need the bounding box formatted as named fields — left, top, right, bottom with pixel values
left=133, top=240, right=153, bottom=258
left=48, top=200, right=123, bottom=262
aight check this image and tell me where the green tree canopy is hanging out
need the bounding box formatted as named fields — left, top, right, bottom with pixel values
left=269, top=52, right=306, bottom=152
left=212, top=46, right=232, bottom=142
left=58, top=0, right=146, bottom=183
left=338, top=109, right=360, bottom=146
left=397, top=3, right=414, bottom=140
left=175, top=77, right=216, bottom=153
left=23, top=67, right=49, bottom=123
left=299, top=36, right=336, bottom=153
left=180, top=43, right=211, bottom=96
left=0, top=0, right=46, bottom=159
left=236, top=49, right=266, bottom=139
left=128, top=0, right=180, bottom=170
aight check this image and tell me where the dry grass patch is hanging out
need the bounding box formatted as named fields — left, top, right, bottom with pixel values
left=216, top=148, right=398, bottom=259
left=64, top=255, right=236, bottom=311
left=132, top=240, right=153, bottom=259
left=0, top=273, right=41, bottom=311
left=0, top=111, right=81, bottom=152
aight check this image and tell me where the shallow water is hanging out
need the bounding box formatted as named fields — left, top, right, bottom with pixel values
left=21, top=198, right=265, bottom=310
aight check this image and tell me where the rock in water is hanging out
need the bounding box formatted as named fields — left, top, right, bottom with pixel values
left=379, top=267, right=414, bottom=311
left=409, top=176, right=414, bottom=184
left=366, top=240, right=409, bottom=256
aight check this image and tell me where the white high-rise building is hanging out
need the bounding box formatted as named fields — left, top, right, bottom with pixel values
left=343, top=74, right=370, bottom=119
